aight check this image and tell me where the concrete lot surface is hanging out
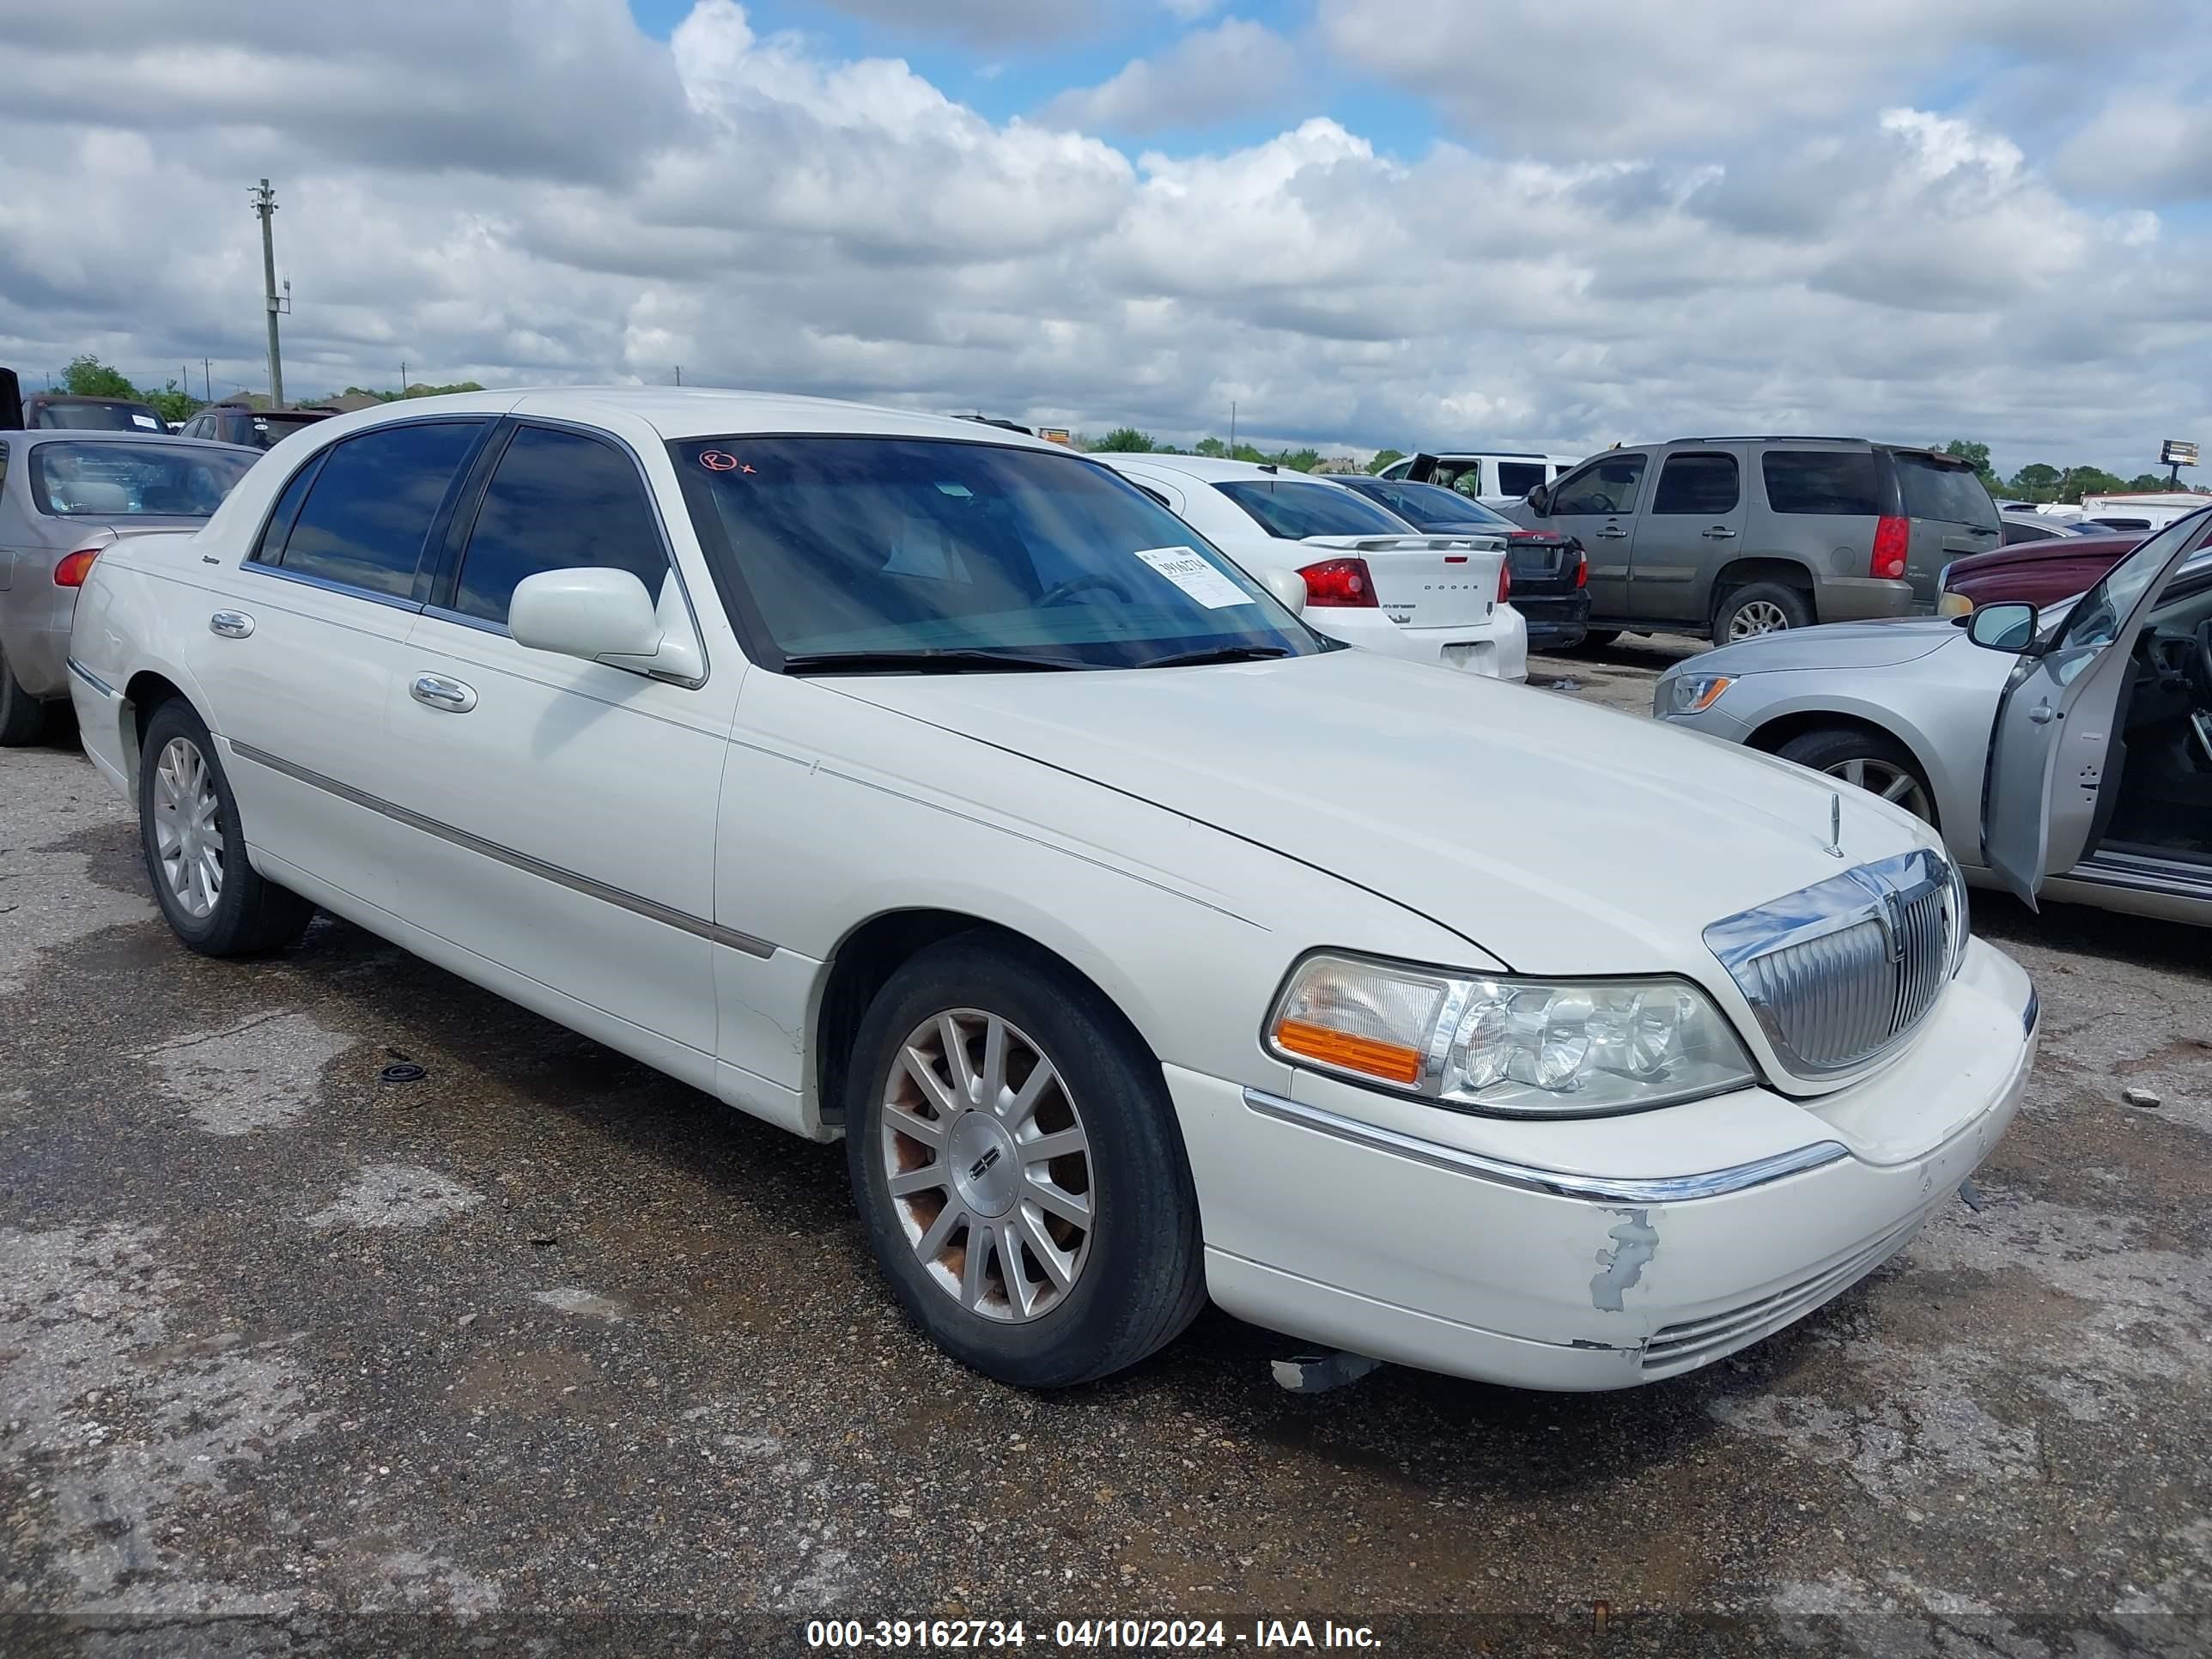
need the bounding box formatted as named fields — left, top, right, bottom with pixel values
left=3, top=650, right=2208, bottom=1657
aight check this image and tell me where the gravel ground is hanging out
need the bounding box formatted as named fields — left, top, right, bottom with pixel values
left=3, top=656, right=2209, bottom=1659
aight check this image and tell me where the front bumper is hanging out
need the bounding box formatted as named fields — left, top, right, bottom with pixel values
left=1311, top=604, right=1529, bottom=684
left=1174, top=937, right=2035, bottom=1389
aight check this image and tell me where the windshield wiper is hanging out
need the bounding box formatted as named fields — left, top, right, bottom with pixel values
left=1134, top=645, right=1292, bottom=670
left=781, top=648, right=1085, bottom=676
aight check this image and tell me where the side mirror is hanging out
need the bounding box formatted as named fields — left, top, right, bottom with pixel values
left=510, top=567, right=664, bottom=663
left=1966, top=600, right=2038, bottom=653
left=1258, top=566, right=1307, bottom=614
left=1525, top=483, right=1551, bottom=516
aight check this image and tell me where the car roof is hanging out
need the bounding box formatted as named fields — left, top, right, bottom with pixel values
left=1413, top=449, right=1559, bottom=460
left=25, top=392, right=158, bottom=406
left=5, top=428, right=258, bottom=454
left=320, top=385, right=1080, bottom=450
left=1097, top=453, right=1356, bottom=485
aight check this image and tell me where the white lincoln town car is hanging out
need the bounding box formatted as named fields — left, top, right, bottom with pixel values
left=66, top=388, right=2038, bottom=1390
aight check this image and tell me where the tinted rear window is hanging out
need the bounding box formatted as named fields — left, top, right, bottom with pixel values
left=1493, top=461, right=1547, bottom=498
left=1761, top=451, right=1887, bottom=517
left=27, top=441, right=256, bottom=517
left=1213, top=478, right=1411, bottom=539
left=1893, top=453, right=1997, bottom=529
left=30, top=400, right=163, bottom=433
left=275, top=421, right=484, bottom=597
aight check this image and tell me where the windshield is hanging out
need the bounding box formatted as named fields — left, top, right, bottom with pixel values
left=1212, top=477, right=1413, bottom=540
left=28, top=441, right=257, bottom=517
left=676, top=437, right=1327, bottom=670
left=31, top=400, right=163, bottom=433
left=240, top=412, right=327, bottom=450
left=1347, top=478, right=1514, bottom=532
left=2053, top=507, right=2211, bottom=650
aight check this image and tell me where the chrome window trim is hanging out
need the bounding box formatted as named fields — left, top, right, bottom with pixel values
left=227, top=738, right=775, bottom=959
left=1242, top=1087, right=1849, bottom=1203
left=1704, top=847, right=1964, bottom=1079
left=238, top=559, right=425, bottom=613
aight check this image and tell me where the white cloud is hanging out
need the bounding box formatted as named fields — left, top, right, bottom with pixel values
left=2054, top=76, right=2212, bottom=204
left=1040, top=17, right=1299, bottom=137
left=810, top=0, right=1098, bottom=44
left=0, top=0, right=2207, bottom=481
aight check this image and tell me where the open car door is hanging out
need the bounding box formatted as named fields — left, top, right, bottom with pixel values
left=1402, top=453, right=1438, bottom=483
left=1982, top=520, right=2205, bottom=906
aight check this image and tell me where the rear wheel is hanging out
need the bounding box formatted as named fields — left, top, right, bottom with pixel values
left=1777, top=727, right=1937, bottom=827
left=1715, top=582, right=1813, bottom=641
left=137, top=699, right=315, bottom=956
left=0, top=644, right=48, bottom=746
left=846, top=934, right=1206, bottom=1388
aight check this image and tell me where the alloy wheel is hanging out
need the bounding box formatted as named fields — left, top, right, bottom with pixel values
left=1825, top=756, right=1934, bottom=823
left=1728, top=599, right=1791, bottom=639
left=151, top=736, right=224, bottom=918
left=878, top=1008, right=1093, bottom=1322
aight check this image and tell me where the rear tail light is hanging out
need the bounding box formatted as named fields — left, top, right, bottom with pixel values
left=1497, top=562, right=1511, bottom=604
left=1297, top=556, right=1378, bottom=608
left=53, top=547, right=101, bottom=586
left=1870, top=516, right=1910, bottom=580
left=1575, top=549, right=1589, bottom=588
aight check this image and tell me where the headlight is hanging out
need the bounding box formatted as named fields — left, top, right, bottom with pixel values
left=1266, top=953, right=1759, bottom=1116
left=1937, top=592, right=1974, bottom=617
left=1662, top=673, right=1734, bottom=715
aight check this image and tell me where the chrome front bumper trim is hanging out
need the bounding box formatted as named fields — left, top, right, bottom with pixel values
left=66, top=658, right=116, bottom=699
left=1241, top=1087, right=1848, bottom=1204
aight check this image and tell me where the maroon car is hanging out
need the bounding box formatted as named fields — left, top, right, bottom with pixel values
left=1940, top=514, right=2212, bottom=611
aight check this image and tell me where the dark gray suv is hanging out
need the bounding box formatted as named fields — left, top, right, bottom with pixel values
left=1500, top=437, right=1999, bottom=643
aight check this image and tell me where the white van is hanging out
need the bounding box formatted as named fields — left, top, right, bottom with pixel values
left=1375, top=449, right=1582, bottom=508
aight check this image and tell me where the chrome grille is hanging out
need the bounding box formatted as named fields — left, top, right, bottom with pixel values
left=1705, top=848, right=1965, bottom=1078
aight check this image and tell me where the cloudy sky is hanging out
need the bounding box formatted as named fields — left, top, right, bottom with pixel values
left=3, top=0, right=2209, bottom=477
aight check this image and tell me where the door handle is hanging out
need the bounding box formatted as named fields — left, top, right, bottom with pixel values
left=1595, top=526, right=1628, bottom=539
left=209, top=611, right=254, bottom=639
left=2027, top=704, right=2057, bottom=725
left=410, top=673, right=477, bottom=714
left=1701, top=526, right=1738, bottom=539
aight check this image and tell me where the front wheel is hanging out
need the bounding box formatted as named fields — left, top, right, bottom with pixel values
left=1777, top=727, right=1937, bottom=827
left=137, top=699, right=316, bottom=956
left=846, top=935, right=1206, bottom=1388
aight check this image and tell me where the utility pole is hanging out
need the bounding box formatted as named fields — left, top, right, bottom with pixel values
left=251, top=179, right=284, bottom=409
left=400, top=360, right=408, bottom=398
left=202, top=358, right=213, bottom=402
left=674, top=365, right=683, bottom=386
left=1230, top=400, right=1237, bottom=452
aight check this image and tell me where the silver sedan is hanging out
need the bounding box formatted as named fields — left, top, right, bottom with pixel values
left=1656, top=514, right=2212, bottom=927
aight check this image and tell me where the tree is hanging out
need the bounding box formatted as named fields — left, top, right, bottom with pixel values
left=1368, top=447, right=1405, bottom=474
left=144, top=379, right=199, bottom=425
left=1192, top=436, right=1229, bottom=458
left=2009, top=463, right=2063, bottom=501
left=1277, top=447, right=1322, bottom=473
left=1942, top=439, right=1990, bottom=473
left=62, top=355, right=142, bottom=399
left=400, top=380, right=484, bottom=399
left=2062, top=467, right=2126, bottom=502
left=1090, top=426, right=1156, bottom=453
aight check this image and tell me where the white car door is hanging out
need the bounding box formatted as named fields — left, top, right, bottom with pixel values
left=1981, top=522, right=2204, bottom=905
left=204, top=417, right=495, bottom=911
left=389, top=418, right=737, bottom=1079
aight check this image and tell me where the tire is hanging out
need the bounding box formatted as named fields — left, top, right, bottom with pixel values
left=1776, top=726, right=1938, bottom=828
left=0, top=644, right=49, bottom=746
left=137, top=699, right=315, bottom=956
left=1713, top=581, right=1814, bottom=641
left=1572, top=629, right=1622, bottom=650
left=845, top=933, right=1206, bottom=1389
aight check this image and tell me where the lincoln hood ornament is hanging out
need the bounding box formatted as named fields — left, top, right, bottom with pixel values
left=1823, top=791, right=1844, bottom=858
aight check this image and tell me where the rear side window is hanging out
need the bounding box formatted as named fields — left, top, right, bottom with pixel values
left=1494, top=461, right=1547, bottom=498
left=1761, top=451, right=1887, bottom=516
left=1212, top=478, right=1411, bottom=539
left=274, top=421, right=484, bottom=598
left=1892, top=453, right=1997, bottom=530
left=1651, top=453, right=1740, bottom=515
left=1553, top=454, right=1647, bottom=516
left=450, top=426, right=670, bottom=624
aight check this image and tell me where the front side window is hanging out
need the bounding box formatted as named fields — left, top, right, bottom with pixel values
left=678, top=437, right=1324, bottom=669
left=27, top=441, right=256, bottom=517
left=452, top=426, right=670, bottom=624
left=1762, top=451, right=1887, bottom=516
left=274, top=421, right=484, bottom=598
left=1651, top=453, right=1740, bottom=515
left=1213, top=478, right=1413, bottom=540
left=1552, top=454, right=1647, bottom=516
left=1494, top=461, right=1547, bottom=498
left=2057, top=509, right=2211, bottom=652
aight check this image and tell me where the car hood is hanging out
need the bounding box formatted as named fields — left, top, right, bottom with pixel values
left=1684, top=616, right=1964, bottom=678
left=823, top=647, right=1932, bottom=978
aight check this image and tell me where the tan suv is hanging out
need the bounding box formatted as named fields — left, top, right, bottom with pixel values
left=1502, top=437, right=2000, bottom=644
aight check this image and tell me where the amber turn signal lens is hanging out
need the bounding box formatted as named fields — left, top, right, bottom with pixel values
left=1272, top=1018, right=1423, bottom=1086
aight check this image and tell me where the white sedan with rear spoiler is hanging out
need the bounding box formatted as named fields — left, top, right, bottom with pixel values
left=1097, top=454, right=1528, bottom=683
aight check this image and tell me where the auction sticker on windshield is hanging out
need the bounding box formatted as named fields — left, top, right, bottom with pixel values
left=1133, top=545, right=1249, bottom=609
